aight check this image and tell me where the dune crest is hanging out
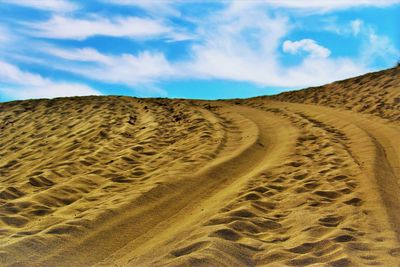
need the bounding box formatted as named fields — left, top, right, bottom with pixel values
left=0, top=67, right=399, bottom=266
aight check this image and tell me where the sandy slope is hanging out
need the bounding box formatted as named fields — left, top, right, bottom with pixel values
left=0, top=67, right=399, bottom=266
left=270, top=66, right=400, bottom=123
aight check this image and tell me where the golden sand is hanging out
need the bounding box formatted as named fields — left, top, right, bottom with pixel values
left=0, top=67, right=399, bottom=266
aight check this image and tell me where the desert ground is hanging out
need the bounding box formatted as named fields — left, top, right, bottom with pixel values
left=0, top=67, right=399, bottom=266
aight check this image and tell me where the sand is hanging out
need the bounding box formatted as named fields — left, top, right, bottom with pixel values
left=0, top=67, right=399, bottom=266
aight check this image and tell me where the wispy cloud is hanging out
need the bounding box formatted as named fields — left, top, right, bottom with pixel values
left=319, top=17, right=365, bottom=37
left=318, top=16, right=399, bottom=66
left=361, top=28, right=400, bottom=66
left=0, top=60, right=100, bottom=99
left=176, top=3, right=366, bottom=87
left=39, top=3, right=371, bottom=90
left=261, top=0, right=400, bottom=11
left=46, top=47, right=112, bottom=63
left=0, top=25, right=13, bottom=44
left=102, top=0, right=181, bottom=16
left=283, top=39, right=331, bottom=58
left=351, top=19, right=363, bottom=35
left=27, top=15, right=175, bottom=40
left=45, top=47, right=174, bottom=87
left=178, top=4, right=288, bottom=84
left=1, top=0, right=78, bottom=12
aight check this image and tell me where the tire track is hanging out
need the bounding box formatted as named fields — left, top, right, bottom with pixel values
left=98, top=104, right=297, bottom=267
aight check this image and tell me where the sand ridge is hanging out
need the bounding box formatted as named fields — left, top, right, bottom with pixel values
left=0, top=66, right=399, bottom=266
left=270, top=66, right=400, bottom=124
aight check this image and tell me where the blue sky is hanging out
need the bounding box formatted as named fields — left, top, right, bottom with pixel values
left=0, top=1, right=399, bottom=101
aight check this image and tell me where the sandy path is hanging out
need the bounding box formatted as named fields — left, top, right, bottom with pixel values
left=99, top=105, right=297, bottom=266
left=267, top=101, right=400, bottom=240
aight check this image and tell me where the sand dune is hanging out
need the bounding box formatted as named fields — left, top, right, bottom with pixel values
left=270, top=66, right=400, bottom=123
left=0, top=67, right=399, bottom=266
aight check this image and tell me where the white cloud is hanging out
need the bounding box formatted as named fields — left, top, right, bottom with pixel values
left=38, top=3, right=369, bottom=90
left=284, top=57, right=367, bottom=87
left=45, top=47, right=174, bottom=86
left=1, top=0, right=78, bottom=12
left=261, top=0, right=400, bottom=11
left=1, top=83, right=99, bottom=100
left=0, top=60, right=47, bottom=86
left=321, top=18, right=364, bottom=36
left=0, top=60, right=100, bottom=99
left=10, top=0, right=395, bottom=96
left=46, top=47, right=112, bottom=63
left=0, top=25, right=12, bottom=44
left=79, top=52, right=174, bottom=85
left=28, top=15, right=173, bottom=40
left=361, top=28, right=400, bottom=66
left=176, top=3, right=365, bottom=88
left=283, top=39, right=331, bottom=58
left=102, top=0, right=180, bottom=16
left=351, top=19, right=363, bottom=35
left=178, top=5, right=288, bottom=85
